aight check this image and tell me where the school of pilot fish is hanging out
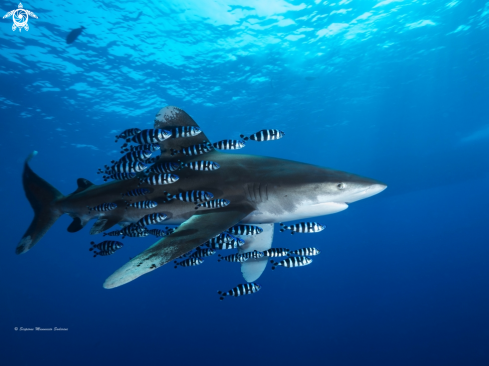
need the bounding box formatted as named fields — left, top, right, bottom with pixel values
left=89, top=125, right=326, bottom=300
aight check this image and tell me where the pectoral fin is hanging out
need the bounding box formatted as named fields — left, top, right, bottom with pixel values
left=103, top=204, right=254, bottom=289
left=238, top=224, right=274, bottom=282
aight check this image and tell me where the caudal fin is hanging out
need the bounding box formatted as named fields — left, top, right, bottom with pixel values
left=17, top=152, right=64, bottom=255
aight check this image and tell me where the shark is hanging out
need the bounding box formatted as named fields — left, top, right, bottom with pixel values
left=18, top=106, right=387, bottom=289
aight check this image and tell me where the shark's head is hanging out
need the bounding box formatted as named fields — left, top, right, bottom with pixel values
left=314, top=170, right=387, bottom=204
left=265, top=161, right=387, bottom=221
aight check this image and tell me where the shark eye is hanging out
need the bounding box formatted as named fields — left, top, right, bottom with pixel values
left=337, top=183, right=345, bottom=190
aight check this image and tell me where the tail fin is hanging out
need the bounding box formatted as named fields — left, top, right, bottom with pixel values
left=17, top=152, right=64, bottom=255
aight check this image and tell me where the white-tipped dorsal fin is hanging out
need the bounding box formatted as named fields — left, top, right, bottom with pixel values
left=238, top=224, right=274, bottom=282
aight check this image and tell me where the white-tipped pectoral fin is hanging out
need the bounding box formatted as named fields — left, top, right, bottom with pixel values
left=238, top=223, right=274, bottom=282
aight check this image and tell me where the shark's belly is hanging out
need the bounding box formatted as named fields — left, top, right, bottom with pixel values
left=241, top=202, right=348, bottom=224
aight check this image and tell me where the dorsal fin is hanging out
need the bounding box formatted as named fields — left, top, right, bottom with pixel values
left=72, top=178, right=95, bottom=194
left=153, top=106, right=219, bottom=162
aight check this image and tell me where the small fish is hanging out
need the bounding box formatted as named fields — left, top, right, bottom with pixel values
left=66, top=26, right=85, bottom=44
left=102, top=173, right=136, bottom=182
left=166, top=190, right=213, bottom=203
left=103, top=230, right=122, bottom=237
left=262, top=248, right=290, bottom=257
left=102, top=161, right=147, bottom=174
left=171, top=126, right=202, bottom=138
left=89, top=240, right=123, bottom=253
left=270, top=256, right=312, bottom=270
left=288, top=248, right=321, bottom=256
left=139, top=174, right=179, bottom=186
left=217, top=253, right=248, bottom=263
left=195, top=199, right=230, bottom=210
left=241, top=250, right=264, bottom=260
left=206, top=241, right=240, bottom=250
left=148, top=229, right=168, bottom=237
left=113, top=150, right=152, bottom=163
left=92, top=249, right=117, bottom=257
left=217, top=283, right=261, bottom=300
left=209, top=232, right=243, bottom=245
left=121, top=188, right=151, bottom=197
left=136, top=213, right=167, bottom=227
left=126, top=200, right=158, bottom=209
left=174, top=257, right=204, bottom=268
left=227, top=225, right=263, bottom=236
left=279, top=222, right=325, bottom=234
left=205, top=234, right=244, bottom=249
left=120, top=143, right=160, bottom=153
left=144, top=156, right=161, bottom=165
left=184, top=161, right=220, bottom=171
left=87, top=202, right=117, bottom=214
left=212, top=139, right=246, bottom=150
left=146, top=162, right=182, bottom=174
left=120, top=224, right=149, bottom=238
left=170, top=142, right=213, bottom=156
left=164, top=227, right=177, bottom=235
left=240, top=129, right=285, bottom=142
left=115, top=128, right=141, bottom=142
left=127, top=129, right=172, bottom=144
left=190, top=248, right=216, bottom=258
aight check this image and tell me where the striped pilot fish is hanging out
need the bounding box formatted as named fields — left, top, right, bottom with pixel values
left=190, top=248, right=216, bottom=258
left=146, top=161, right=182, bottom=174
left=102, top=172, right=136, bottom=182
left=92, top=249, right=118, bottom=257
left=103, top=230, right=122, bottom=237
left=164, top=227, right=177, bottom=235
left=120, top=224, right=149, bottom=238
left=217, top=253, right=248, bottom=263
left=174, top=257, right=204, bottom=268
left=127, top=129, right=172, bottom=144
left=288, top=248, right=321, bottom=256
left=241, top=250, right=264, bottom=260
left=136, top=213, right=167, bottom=227
left=113, top=150, right=152, bottom=164
left=170, top=142, right=213, bottom=156
left=121, top=143, right=161, bottom=153
left=87, top=202, right=117, bottom=214
left=139, top=174, right=179, bottom=186
left=147, top=229, right=168, bottom=237
left=210, top=232, right=244, bottom=245
left=262, top=248, right=290, bottom=257
left=121, top=188, right=151, bottom=197
left=279, top=222, right=326, bottom=234
left=206, top=241, right=241, bottom=250
left=144, top=156, right=161, bottom=165
left=227, top=224, right=263, bottom=236
left=115, top=128, right=141, bottom=142
left=171, top=126, right=202, bottom=138
left=165, top=190, right=214, bottom=203
left=104, top=161, right=148, bottom=175
left=270, top=256, right=313, bottom=270
left=195, top=199, right=230, bottom=210
left=125, top=200, right=158, bottom=209
left=212, top=139, right=246, bottom=150
left=89, top=240, right=123, bottom=253
left=184, top=160, right=220, bottom=171
left=240, top=129, right=285, bottom=142
left=218, top=283, right=261, bottom=300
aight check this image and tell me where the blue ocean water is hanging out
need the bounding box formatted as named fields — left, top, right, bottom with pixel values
left=1, top=0, right=488, bottom=364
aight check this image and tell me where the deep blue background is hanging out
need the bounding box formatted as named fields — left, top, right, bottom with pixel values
left=1, top=0, right=488, bottom=365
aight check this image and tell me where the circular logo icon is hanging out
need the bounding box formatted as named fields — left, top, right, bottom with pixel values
left=14, top=327, right=18, bottom=331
